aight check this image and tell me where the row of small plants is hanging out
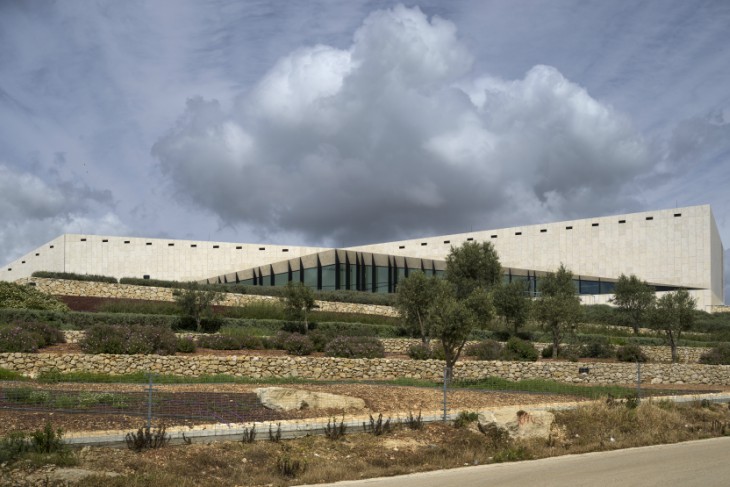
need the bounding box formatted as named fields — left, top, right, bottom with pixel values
left=76, top=324, right=387, bottom=358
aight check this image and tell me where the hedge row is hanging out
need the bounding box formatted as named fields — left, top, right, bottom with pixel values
left=0, top=308, right=405, bottom=337
left=31, top=271, right=118, bottom=284
left=117, top=277, right=397, bottom=306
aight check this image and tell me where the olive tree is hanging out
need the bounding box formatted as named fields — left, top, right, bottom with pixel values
left=173, top=282, right=222, bottom=332
left=395, top=271, right=440, bottom=346
left=445, top=241, right=502, bottom=299
left=611, top=274, right=655, bottom=334
left=493, top=280, right=531, bottom=335
left=534, top=265, right=582, bottom=358
left=647, top=289, right=696, bottom=363
left=281, top=281, right=316, bottom=334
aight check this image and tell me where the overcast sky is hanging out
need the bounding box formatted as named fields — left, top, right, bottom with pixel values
left=1, top=1, right=729, bottom=298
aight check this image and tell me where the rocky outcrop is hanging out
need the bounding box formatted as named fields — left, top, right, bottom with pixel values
left=478, top=408, right=555, bottom=440
left=255, top=387, right=366, bottom=411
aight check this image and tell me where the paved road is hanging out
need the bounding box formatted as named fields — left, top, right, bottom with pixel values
left=310, top=437, right=730, bottom=487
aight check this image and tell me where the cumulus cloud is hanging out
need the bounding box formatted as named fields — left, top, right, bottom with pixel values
left=0, top=164, right=128, bottom=263
left=153, top=4, right=652, bottom=246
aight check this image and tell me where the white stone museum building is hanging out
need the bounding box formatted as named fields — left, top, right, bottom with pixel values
left=2, top=205, right=724, bottom=311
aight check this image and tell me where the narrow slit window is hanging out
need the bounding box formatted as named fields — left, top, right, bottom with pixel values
left=491, top=235, right=497, bottom=238
left=49, top=245, right=54, bottom=248
left=592, top=223, right=599, bottom=227
left=124, top=241, right=130, bottom=244
left=21, top=261, right=25, bottom=264
left=618, top=220, right=626, bottom=224
left=80, top=238, right=87, bottom=241
left=236, top=246, right=242, bottom=250
left=443, top=240, right=450, bottom=244
left=213, top=245, right=220, bottom=249
left=646, top=216, right=653, bottom=221
left=515, top=232, right=522, bottom=235
left=146, top=242, right=152, bottom=246
left=566, top=226, right=573, bottom=230
left=674, top=213, right=682, bottom=217
left=191, top=244, right=197, bottom=248
left=421, top=242, right=427, bottom=246
left=467, top=237, right=474, bottom=241
left=35, top=253, right=39, bottom=256
left=102, top=239, right=108, bottom=243
left=168, top=243, right=174, bottom=247
left=259, top=247, right=265, bottom=251
left=282, top=249, right=289, bottom=252
left=540, top=229, right=547, bottom=233
left=398, top=245, right=405, bottom=249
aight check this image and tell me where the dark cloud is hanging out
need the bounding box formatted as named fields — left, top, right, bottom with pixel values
left=153, top=5, right=653, bottom=246
left=0, top=164, right=127, bottom=260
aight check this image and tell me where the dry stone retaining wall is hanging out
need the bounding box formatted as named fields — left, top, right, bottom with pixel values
left=16, top=277, right=397, bottom=317
left=1, top=353, right=728, bottom=385
left=380, top=339, right=708, bottom=364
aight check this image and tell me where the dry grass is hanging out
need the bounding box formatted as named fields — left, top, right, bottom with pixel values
left=4, top=400, right=730, bottom=486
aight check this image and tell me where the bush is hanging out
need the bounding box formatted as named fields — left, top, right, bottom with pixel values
left=579, top=336, right=615, bottom=359
left=407, top=343, right=433, bottom=360
left=500, top=337, right=538, bottom=362
left=31, top=271, right=118, bottom=284
left=325, top=336, right=385, bottom=359
left=0, top=282, right=69, bottom=312
left=283, top=333, right=314, bottom=356
left=80, top=325, right=177, bottom=355
left=699, top=344, right=730, bottom=365
left=176, top=337, right=197, bottom=353
left=465, top=340, right=503, bottom=360
left=308, top=330, right=333, bottom=352
left=19, top=322, right=65, bottom=347
left=616, top=344, right=649, bottom=362
left=540, top=344, right=580, bottom=361
left=0, top=327, right=40, bottom=352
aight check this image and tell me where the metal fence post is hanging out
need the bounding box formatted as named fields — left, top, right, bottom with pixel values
left=442, top=366, right=448, bottom=422
left=636, top=360, right=642, bottom=403
left=147, top=373, right=153, bottom=429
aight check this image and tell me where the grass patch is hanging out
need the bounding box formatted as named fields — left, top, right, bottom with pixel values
left=0, top=367, right=28, bottom=381
left=454, top=376, right=640, bottom=399
left=35, top=370, right=324, bottom=385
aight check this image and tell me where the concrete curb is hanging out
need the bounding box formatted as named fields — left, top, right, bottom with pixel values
left=60, top=392, right=730, bottom=448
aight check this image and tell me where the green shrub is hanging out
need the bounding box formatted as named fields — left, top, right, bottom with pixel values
left=465, top=340, right=503, bottom=360
left=176, top=337, right=197, bottom=353
left=282, top=333, right=314, bottom=356
left=616, top=344, right=649, bottom=362
left=308, top=330, right=334, bottom=352
left=325, top=336, right=385, bottom=358
left=540, top=344, right=580, bottom=361
left=219, top=327, right=264, bottom=349
left=31, top=271, right=118, bottom=283
left=699, top=344, right=730, bottom=365
left=17, top=321, right=65, bottom=347
left=579, top=336, right=615, bottom=359
left=407, top=343, right=433, bottom=360
left=80, top=325, right=177, bottom=355
left=453, top=410, right=479, bottom=428
left=500, top=337, right=538, bottom=361
left=0, top=327, right=40, bottom=352
left=0, top=282, right=69, bottom=312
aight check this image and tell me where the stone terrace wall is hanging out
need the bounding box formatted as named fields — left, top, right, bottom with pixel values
left=16, top=277, right=398, bottom=317
left=1, top=353, right=728, bottom=385
left=379, top=339, right=709, bottom=364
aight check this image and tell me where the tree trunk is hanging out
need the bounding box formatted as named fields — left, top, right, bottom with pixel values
left=552, top=325, right=559, bottom=359
left=668, top=331, right=678, bottom=363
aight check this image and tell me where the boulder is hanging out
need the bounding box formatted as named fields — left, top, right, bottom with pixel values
left=255, top=387, right=366, bottom=411
left=478, top=408, right=555, bottom=440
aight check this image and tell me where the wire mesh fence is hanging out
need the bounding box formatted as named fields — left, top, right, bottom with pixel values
left=0, top=362, right=723, bottom=444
